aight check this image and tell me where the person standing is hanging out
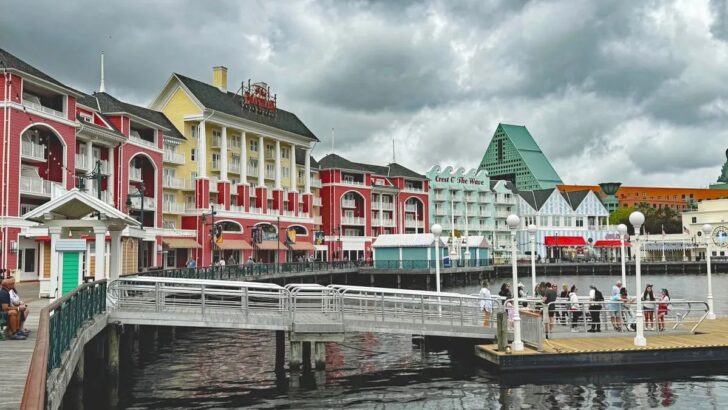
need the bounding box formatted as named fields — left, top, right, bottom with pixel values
left=642, top=284, right=656, bottom=331
left=588, top=285, right=604, bottom=333
left=478, top=280, right=493, bottom=328
left=569, top=285, right=581, bottom=333
left=186, top=257, right=197, bottom=269
left=658, top=288, right=670, bottom=331
left=543, top=282, right=558, bottom=337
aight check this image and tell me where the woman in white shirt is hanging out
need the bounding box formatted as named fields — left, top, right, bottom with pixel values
left=479, top=280, right=493, bottom=328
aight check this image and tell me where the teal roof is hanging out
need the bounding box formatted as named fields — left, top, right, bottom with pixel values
left=499, top=124, right=563, bottom=188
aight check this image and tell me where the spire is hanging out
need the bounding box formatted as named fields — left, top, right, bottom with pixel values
left=99, top=51, right=106, bottom=93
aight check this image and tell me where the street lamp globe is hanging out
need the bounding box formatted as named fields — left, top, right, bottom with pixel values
left=431, top=223, right=443, bottom=238
left=527, top=224, right=538, bottom=235
left=702, top=224, right=713, bottom=236
left=629, top=211, right=645, bottom=231
left=506, top=214, right=520, bottom=230
left=617, top=223, right=628, bottom=238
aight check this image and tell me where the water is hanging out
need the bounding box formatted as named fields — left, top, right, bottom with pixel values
left=108, top=274, right=728, bottom=409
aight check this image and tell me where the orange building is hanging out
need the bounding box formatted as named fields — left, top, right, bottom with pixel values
left=558, top=184, right=728, bottom=211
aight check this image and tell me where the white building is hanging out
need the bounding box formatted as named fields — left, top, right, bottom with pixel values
left=516, top=188, right=613, bottom=260
left=681, top=198, right=728, bottom=260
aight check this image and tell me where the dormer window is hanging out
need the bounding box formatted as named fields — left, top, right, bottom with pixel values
left=80, top=113, right=93, bottom=123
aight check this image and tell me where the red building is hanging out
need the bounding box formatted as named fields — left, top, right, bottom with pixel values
left=317, top=154, right=429, bottom=261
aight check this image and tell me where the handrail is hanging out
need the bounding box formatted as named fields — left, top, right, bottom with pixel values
left=21, top=280, right=108, bottom=410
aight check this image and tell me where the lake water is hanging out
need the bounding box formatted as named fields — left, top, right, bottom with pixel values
left=99, top=274, right=728, bottom=409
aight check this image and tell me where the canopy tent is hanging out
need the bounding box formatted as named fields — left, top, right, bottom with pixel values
left=544, top=236, right=587, bottom=247
left=593, top=239, right=630, bottom=248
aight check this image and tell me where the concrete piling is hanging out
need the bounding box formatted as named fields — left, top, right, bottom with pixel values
left=290, top=341, right=302, bottom=370
left=314, top=342, right=326, bottom=370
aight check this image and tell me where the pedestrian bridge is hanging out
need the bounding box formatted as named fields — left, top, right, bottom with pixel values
left=107, top=277, right=499, bottom=339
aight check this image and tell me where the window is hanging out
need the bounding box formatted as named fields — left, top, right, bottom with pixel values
left=190, top=171, right=198, bottom=180
left=185, top=195, right=195, bottom=206
left=23, top=248, right=35, bottom=273
left=163, top=168, right=176, bottom=179
left=163, top=193, right=176, bottom=203
left=250, top=139, right=258, bottom=152
left=190, top=125, right=198, bottom=139
left=576, top=218, right=584, bottom=227
left=283, top=166, right=290, bottom=178
left=564, top=216, right=572, bottom=226
left=212, top=153, right=220, bottom=169
left=282, top=147, right=290, bottom=159
left=80, top=113, right=92, bottom=123
left=266, top=163, right=275, bottom=176
left=229, top=135, right=240, bottom=148
left=553, top=216, right=560, bottom=227
left=497, top=139, right=503, bottom=162
left=166, top=250, right=176, bottom=268
left=249, top=159, right=259, bottom=172
left=191, top=148, right=197, bottom=161
left=692, top=217, right=697, bottom=223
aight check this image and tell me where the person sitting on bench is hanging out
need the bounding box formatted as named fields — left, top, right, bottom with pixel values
left=0, top=278, right=26, bottom=340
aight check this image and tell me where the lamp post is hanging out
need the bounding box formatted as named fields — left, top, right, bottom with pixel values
left=201, top=202, right=218, bottom=266
left=431, top=223, right=443, bottom=294
left=125, top=182, right=146, bottom=272
left=506, top=214, right=523, bottom=352
left=629, top=211, right=646, bottom=347
left=527, top=224, right=537, bottom=296
left=617, top=224, right=628, bottom=289
left=702, top=223, right=716, bottom=320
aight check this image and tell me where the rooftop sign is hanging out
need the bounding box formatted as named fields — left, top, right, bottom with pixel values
left=434, top=176, right=485, bottom=186
left=242, top=80, right=277, bottom=116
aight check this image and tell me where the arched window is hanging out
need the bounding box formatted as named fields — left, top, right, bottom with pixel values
left=217, top=221, right=242, bottom=232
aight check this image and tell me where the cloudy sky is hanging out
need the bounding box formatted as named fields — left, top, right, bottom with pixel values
left=2, top=0, right=727, bottom=187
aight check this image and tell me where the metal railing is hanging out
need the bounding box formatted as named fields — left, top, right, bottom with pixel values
left=21, top=280, right=107, bottom=409
left=371, top=259, right=490, bottom=269
left=136, top=260, right=374, bottom=280
left=21, top=140, right=46, bottom=161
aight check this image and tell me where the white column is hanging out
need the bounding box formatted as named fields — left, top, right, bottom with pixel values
left=94, top=226, right=107, bottom=280
left=304, top=149, right=311, bottom=194
left=49, top=227, right=62, bottom=299
left=220, top=126, right=228, bottom=181
left=108, top=146, right=115, bottom=203
left=258, top=135, right=265, bottom=186
left=275, top=140, right=282, bottom=190
left=109, top=230, right=122, bottom=279
left=290, top=145, right=297, bottom=192
left=198, top=122, right=207, bottom=178
left=85, top=142, right=93, bottom=179
left=241, top=132, right=247, bottom=183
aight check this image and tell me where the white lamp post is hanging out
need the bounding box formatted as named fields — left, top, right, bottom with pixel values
left=507, top=214, right=523, bottom=352
left=528, top=224, right=538, bottom=296
left=431, top=223, right=443, bottom=294
left=629, top=211, right=646, bottom=346
left=617, top=224, right=628, bottom=289
left=702, top=223, right=716, bottom=320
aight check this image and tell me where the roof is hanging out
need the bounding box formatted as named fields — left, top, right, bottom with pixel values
left=0, top=47, right=77, bottom=94
left=561, top=190, right=591, bottom=211
left=317, top=154, right=425, bottom=179
left=295, top=149, right=318, bottom=168
left=498, top=124, right=563, bottom=187
left=91, top=92, right=184, bottom=140
left=518, top=188, right=556, bottom=211
left=76, top=114, right=125, bottom=139
left=462, top=236, right=490, bottom=248
left=174, top=73, right=318, bottom=141
left=544, top=236, right=586, bottom=247
left=372, top=234, right=446, bottom=248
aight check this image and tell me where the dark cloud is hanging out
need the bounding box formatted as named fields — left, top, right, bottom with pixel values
left=1, top=0, right=726, bottom=187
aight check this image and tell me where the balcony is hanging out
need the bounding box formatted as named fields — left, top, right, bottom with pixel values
left=209, top=177, right=219, bottom=192
left=163, top=150, right=185, bottom=164
left=128, top=196, right=156, bottom=210
left=23, top=96, right=64, bottom=118
left=129, top=132, right=157, bottom=149
left=404, top=204, right=417, bottom=212
left=311, top=179, right=322, bottom=188
left=20, top=177, right=52, bottom=197
left=77, top=156, right=109, bottom=174
left=496, top=210, right=510, bottom=218
left=21, top=141, right=46, bottom=162
left=228, top=162, right=241, bottom=174
left=163, top=176, right=185, bottom=189
left=434, top=193, right=447, bottom=201
left=264, top=150, right=275, bottom=161
left=211, top=135, right=222, bottom=148
left=435, top=208, right=447, bottom=216
left=342, top=179, right=365, bottom=186
left=162, top=202, right=186, bottom=214
left=405, top=219, right=422, bottom=229
left=403, top=186, right=424, bottom=193
left=264, top=168, right=275, bottom=180
left=341, top=215, right=365, bottom=225
left=87, top=189, right=113, bottom=205
left=129, top=167, right=142, bottom=181
left=313, top=197, right=322, bottom=207
left=382, top=202, right=394, bottom=211
left=465, top=194, right=477, bottom=203
left=341, top=199, right=356, bottom=208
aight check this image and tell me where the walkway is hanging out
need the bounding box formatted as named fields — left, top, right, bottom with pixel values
left=1, top=282, right=48, bottom=410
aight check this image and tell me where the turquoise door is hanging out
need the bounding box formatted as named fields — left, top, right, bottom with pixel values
left=62, top=252, right=81, bottom=295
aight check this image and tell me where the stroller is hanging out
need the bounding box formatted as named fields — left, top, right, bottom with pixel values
left=621, top=305, right=637, bottom=332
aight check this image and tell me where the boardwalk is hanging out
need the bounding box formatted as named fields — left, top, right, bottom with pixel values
left=1, top=282, right=48, bottom=410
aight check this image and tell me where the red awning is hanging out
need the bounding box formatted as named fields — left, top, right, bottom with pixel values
left=544, top=236, right=587, bottom=247
left=593, top=240, right=630, bottom=248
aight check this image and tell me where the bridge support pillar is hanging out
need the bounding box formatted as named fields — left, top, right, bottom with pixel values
left=302, top=342, right=312, bottom=371
left=290, top=341, right=302, bottom=370
left=397, top=274, right=401, bottom=289
left=276, top=331, right=285, bottom=370
left=106, top=325, right=120, bottom=408
left=67, top=346, right=85, bottom=410
left=314, top=342, right=326, bottom=370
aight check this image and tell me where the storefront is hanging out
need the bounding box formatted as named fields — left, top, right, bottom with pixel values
left=544, top=236, right=586, bottom=262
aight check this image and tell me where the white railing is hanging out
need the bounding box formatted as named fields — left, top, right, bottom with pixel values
left=341, top=216, right=365, bottom=225
left=405, top=219, right=421, bottom=228
left=211, top=159, right=220, bottom=170
left=248, top=166, right=259, bottom=176
left=162, top=202, right=186, bottom=214
left=341, top=179, right=364, bottom=186
left=403, top=186, right=424, bottom=193
left=496, top=211, right=510, bottom=218
left=24, top=100, right=64, bottom=118
left=87, top=189, right=113, bottom=204
left=163, top=176, right=184, bottom=189
left=265, top=169, right=275, bottom=180
left=228, top=162, right=241, bottom=173
left=75, top=154, right=89, bottom=170
left=372, top=202, right=380, bottom=210
left=129, top=134, right=157, bottom=149
left=211, top=135, right=222, bottom=147
left=404, top=204, right=417, bottom=212
left=313, top=197, right=322, bottom=206
left=435, top=208, right=447, bottom=216
left=229, top=204, right=245, bottom=213
left=341, top=199, right=356, bottom=208
left=20, top=177, right=52, bottom=196
left=181, top=179, right=195, bottom=191
left=163, top=150, right=185, bottom=164
left=21, top=141, right=46, bottom=161
left=434, top=193, right=447, bottom=201
left=129, top=167, right=142, bottom=181
left=382, top=218, right=395, bottom=227
left=382, top=202, right=394, bottom=211
left=128, top=196, right=156, bottom=210
left=311, top=179, right=322, bottom=188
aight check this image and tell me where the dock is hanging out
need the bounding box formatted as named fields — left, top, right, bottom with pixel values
left=476, top=317, right=728, bottom=371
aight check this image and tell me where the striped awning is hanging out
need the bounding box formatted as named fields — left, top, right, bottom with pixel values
left=544, top=236, right=586, bottom=246
left=289, top=241, right=315, bottom=251
left=163, top=238, right=201, bottom=249
left=216, top=239, right=253, bottom=250
left=256, top=240, right=286, bottom=250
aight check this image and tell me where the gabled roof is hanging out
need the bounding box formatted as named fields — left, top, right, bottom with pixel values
left=0, top=47, right=80, bottom=95
left=317, top=154, right=425, bottom=179
left=174, top=73, right=318, bottom=141
left=518, top=188, right=556, bottom=211
left=91, top=92, right=184, bottom=140
left=496, top=123, right=563, bottom=187
left=295, top=149, right=319, bottom=169
left=76, top=114, right=125, bottom=139
left=561, top=190, right=591, bottom=211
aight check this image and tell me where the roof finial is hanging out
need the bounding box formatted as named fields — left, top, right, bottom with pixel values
left=99, top=51, right=106, bottom=93
left=392, top=137, right=396, bottom=164
left=331, top=127, right=335, bottom=155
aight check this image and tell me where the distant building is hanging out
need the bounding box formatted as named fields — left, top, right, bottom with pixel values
left=478, top=123, right=563, bottom=191
left=317, top=154, right=429, bottom=262
left=516, top=187, right=611, bottom=261
left=682, top=198, right=728, bottom=261
left=426, top=165, right=517, bottom=262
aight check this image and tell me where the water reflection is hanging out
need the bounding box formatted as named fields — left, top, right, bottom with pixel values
left=93, top=274, right=728, bottom=409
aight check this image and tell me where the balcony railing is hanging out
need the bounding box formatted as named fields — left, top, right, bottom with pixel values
left=404, top=204, right=417, bottom=212
left=162, top=202, right=185, bottom=214
left=21, top=141, right=46, bottom=161
left=163, top=176, right=185, bottom=189
left=341, top=216, right=365, bottom=225
left=163, top=150, right=185, bottom=164
left=20, top=177, right=52, bottom=196
left=87, top=189, right=112, bottom=204
left=405, top=219, right=422, bottom=228
left=228, top=162, right=241, bottom=174
left=341, top=199, right=356, bottom=208
left=342, top=179, right=364, bottom=186
left=128, top=196, right=156, bottom=210
left=313, top=197, right=322, bottom=206
left=129, top=134, right=157, bottom=149
left=403, top=186, right=424, bottom=193
left=311, top=179, right=322, bottom=188
left=129, top=167, right=142, bottom=181
left=77, top=156, right=109, bottom=174
left=211, top=135, right=222, bottom=148
left=435, top=208, right=447, bottom=216
left=264, top=150, right=275, bottom=160
left=23, top=99, right=64, bottom=118
left=264, top=168, right=275, bottom=180
left=434, top=193, right=447, bottom=201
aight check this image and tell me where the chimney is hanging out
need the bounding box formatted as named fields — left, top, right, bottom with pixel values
left=212, top=66, right=228, bottom=93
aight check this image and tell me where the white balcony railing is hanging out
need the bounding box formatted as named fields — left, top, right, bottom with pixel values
left=341, top=199, right=356, bottom=208
left=311, top=179, right=322, bottom=188
left=20, top=177, right=52, bottom=196
left=162, top=202, right=186, bottom=214
left=129, top=133, right=157, bottom=149
left=313, top=197, right=322, bottom=207
left=87, top=189, right=113, bottom=205
left=404, top=204, right=417, bottom=212
left=341, top=179, right=364, bottom=186
left=75, top=154, right=88, bottom=170
left=403, top=186, right=424, bottom=193
left=405, top=219, right=421, bottom=228
left=435, top=208, right=447, bottom=216
left=129, top=167, right=142, bottom=181
left=341, top=216, right=365, bottom=225
left=434, top=193, right=447, bottom=201
left=163, top=176, right=185, bottom=189
left=24, top=100, right=64, bottom=118
left=264, top=168, right=275, bottom=180
left=21, top=141, right=46, bottom=161
left=228, top=162, right=241, bottom=174
left=211, top=135, right=222, bottom=148
left=163, top=150, right=185, bottom=164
